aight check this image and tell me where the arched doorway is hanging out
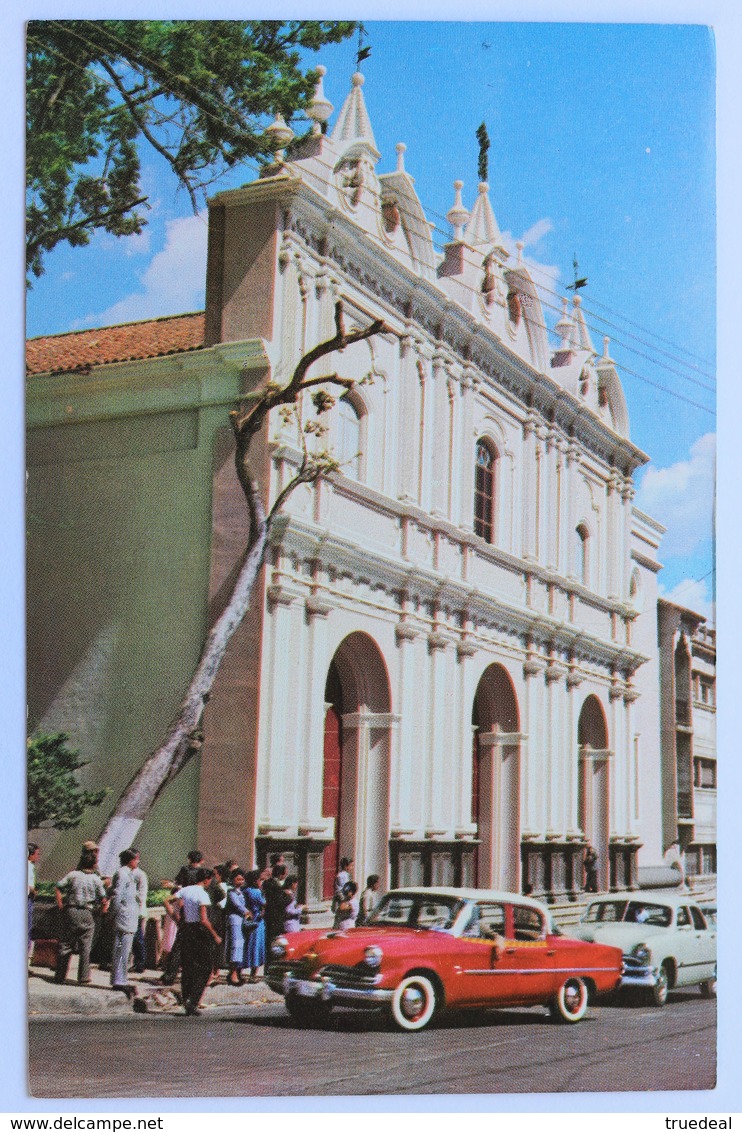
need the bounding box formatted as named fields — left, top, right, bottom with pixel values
left=577, top=695, right=610, bottom=891
left=322, top=632, right=392, bottom=899
left=472, top=664, right=521, bottom=890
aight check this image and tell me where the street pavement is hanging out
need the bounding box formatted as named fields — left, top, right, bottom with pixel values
left=28, top=963, right=716, bottom=1098
left=28, top=961, right=283, bottom=1018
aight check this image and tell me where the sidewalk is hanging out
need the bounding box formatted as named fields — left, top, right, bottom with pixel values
left=28, top=962, right=282, bottom=1019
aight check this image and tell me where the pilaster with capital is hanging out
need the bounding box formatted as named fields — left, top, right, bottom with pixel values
left=522, top=644, right=546, bottom=833
left=429, top=351, right=451, bottom=518
left=458, top=367, right=477, bottom=533
left=522, top=413, right=539, bottom=560
left=396, top=333, right=419, bottom=504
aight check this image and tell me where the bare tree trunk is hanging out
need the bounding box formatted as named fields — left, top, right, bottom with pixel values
left=96, top=302, right=387, bottom=874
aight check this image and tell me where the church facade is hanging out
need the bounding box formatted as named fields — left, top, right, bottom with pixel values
left=27, top=67, right=667, bottom=903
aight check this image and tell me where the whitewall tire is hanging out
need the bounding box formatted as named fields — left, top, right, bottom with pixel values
left=550, top=976, right=588, bottom=1023
left=390, top=974, right=438, bottom=1031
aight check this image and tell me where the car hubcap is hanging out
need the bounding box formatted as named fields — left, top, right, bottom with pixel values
left=401, top=986, right=425, bottom=1019
left=564, top=983, right=581, bottom=1013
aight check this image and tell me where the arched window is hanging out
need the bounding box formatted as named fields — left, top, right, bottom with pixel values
left=474, top=439, right=497, bottom=543
left=337, top=393, right=363, bottom=479
left=576, top=522, right=590, bottom=586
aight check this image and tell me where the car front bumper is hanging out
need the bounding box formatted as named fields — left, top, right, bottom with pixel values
left=282, top=972, right=394, bottom=1007
left=619, top=962, right=659, bottom=989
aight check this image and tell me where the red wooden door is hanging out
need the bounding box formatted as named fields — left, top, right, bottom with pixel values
left=322, top=704, right=342, bottom=900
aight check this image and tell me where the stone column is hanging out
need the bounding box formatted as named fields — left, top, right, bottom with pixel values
left=522, top=645, right=546, bottom=835
left=429, top=351, right=450, bottom=517
left=522, top=413, right=539, bottom=560
left=298, top=597, right=333, bottom=830
left=392, top=622, right=425, bottom=838
left=341, top=710, right=396, bottom=889
left=396, top=334, right=418, bottom=504
left=458, top=368, right=477, bottom=533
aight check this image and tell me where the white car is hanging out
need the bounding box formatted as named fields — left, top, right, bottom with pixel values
left=570, top=893, right=716, bottom=1006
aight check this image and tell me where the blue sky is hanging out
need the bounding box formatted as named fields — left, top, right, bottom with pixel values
left=26, top=21, right=716, bottom=618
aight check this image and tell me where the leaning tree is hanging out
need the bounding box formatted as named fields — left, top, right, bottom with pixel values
left=96, top=303, right=387, bottom=872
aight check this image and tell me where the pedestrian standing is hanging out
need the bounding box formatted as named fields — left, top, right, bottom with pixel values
left=28, top=843, right=40, bottom=961
left=108, top=849, right=141, bottom=994
left=263, top=863, right=288, bottom=945
left=54, top=848, right=108, bottom=984
left=243, top=869, right=266, bottom=983
left=130, top=851, right=149, bottom=973
left=334, top=857, right=353, bottom=903
left=166, top=867, right=222, bottom=1016
left=583, top=844, right=599, bottom=893
left=209, top=863, right=229, bottom=977
left=333, top=881, right=360, bottom=931
left=282, top=875, right=304, bottom=934
left=161, top=850, right=205, bottom=985
left=356, top=874, right=381, bottom=926
left=225, top=868, right=249, bottom=986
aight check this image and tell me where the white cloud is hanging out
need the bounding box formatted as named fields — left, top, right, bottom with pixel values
left=88, top=211, right=209, bottom=326
left=636, top=433, right=715, bottom=558
left=520, top=218, right=553, bottom=248
left=659, top=577, right=715, bottom=625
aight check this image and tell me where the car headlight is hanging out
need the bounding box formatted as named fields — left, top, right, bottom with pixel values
left=363, top=945, right=383, bottom=969
left=270, top=935, right=289, bottom=959
left=631, top=943, right=651, bottom=965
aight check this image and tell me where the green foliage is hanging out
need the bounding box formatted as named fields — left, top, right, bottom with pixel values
left=26, top=20, right=356, bottom=281
left=476, top=121, right=490, bottom=184
left=27, top=731, right=108, bottom=831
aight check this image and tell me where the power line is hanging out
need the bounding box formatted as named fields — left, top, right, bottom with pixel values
left=28, top=28, right=715, bottom=417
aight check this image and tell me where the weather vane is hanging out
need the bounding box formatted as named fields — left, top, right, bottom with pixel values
left=355, top=24, right=371, bottom=70
left=476, top=122, right=490, bottom=183
left=567, top=254, right=588, bottom=291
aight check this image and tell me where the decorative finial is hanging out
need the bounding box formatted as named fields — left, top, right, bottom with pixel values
left=352, top=71, right=365, bottom=87
left=264, top=113, right=294, bottom=163
left=603, top=336, right=611, bottom=358
left=516, top=240, right=524, bottom=264
left=447, top=180, right=469, bottom=241
left=396, top=142, right=407, bottom=173
left=306, top=65, right=333, bottom=136
left=476, top=122, right=490, bottom=183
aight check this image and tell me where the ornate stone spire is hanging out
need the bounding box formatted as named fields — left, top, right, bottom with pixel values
left=306, top=65, right=333, bottom=135
left=571, top=294, right=595, bottom=353
left=464, top=182, right=506, bottom=252
left=330, top=71, right=380, bottom=157
left=447, top=181, right=469, bottom=242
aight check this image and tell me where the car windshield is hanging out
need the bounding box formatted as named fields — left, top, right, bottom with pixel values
left=367, top=893, right=463, bottom=932
left=583, top=900, right=672, bottom=927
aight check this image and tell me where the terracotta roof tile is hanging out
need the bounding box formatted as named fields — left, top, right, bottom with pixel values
left=26, top=312, right=206, bottom=376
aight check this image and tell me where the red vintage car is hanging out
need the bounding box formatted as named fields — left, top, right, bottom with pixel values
left=266, top=887, right=623, bottom=1031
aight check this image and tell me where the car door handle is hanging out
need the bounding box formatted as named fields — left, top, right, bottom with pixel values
left=505, top=947, right=516, bottom=955
left=547, top=949, right=556, bottom=956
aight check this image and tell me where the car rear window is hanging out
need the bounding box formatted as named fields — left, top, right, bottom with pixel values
left=583, top=901, right=627, bottom=923
left=625, top=902, right=672, bottom=927
left=513, top=905, right=545, bottom=940
left=368, top=893, right=462, bottom=930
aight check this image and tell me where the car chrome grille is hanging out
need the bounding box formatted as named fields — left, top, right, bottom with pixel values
left=318, top=964, right=378, bottom=988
